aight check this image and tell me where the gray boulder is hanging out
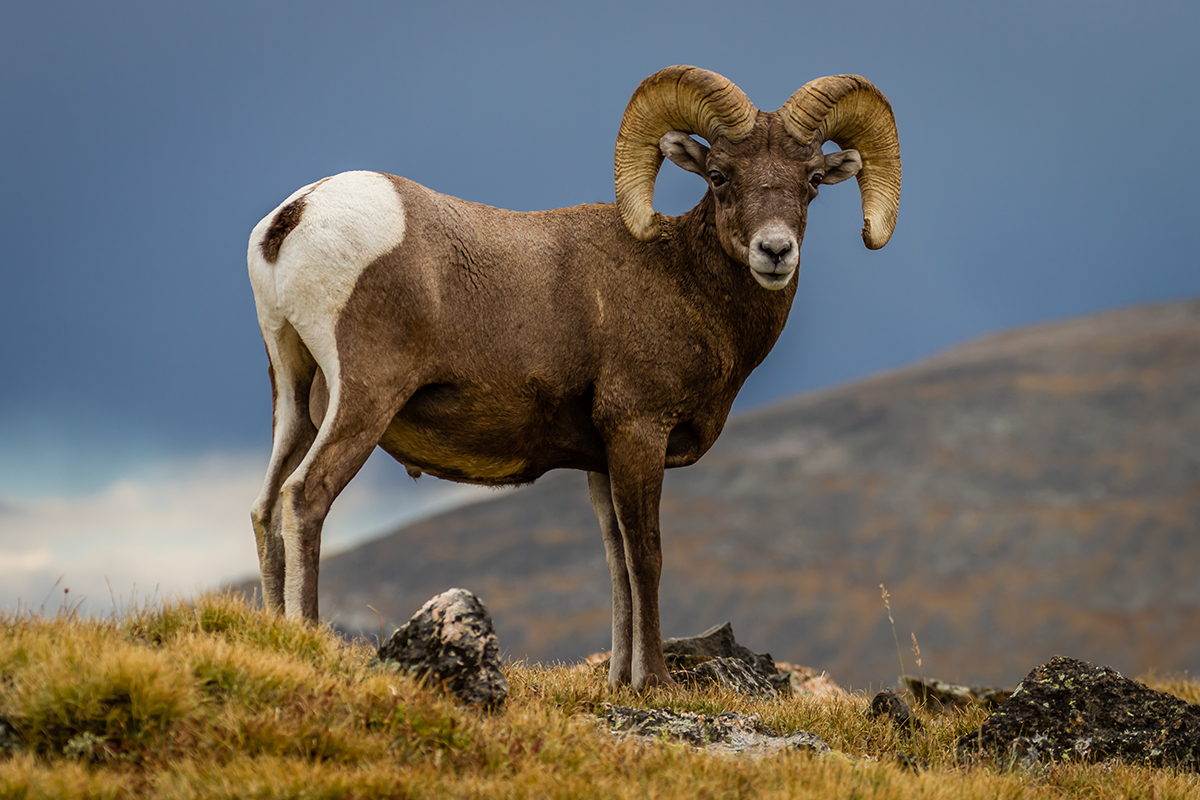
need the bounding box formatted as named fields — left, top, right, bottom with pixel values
left=376, top=588, right=508, bottom=710
left=663, top=622, right=789, bottom=697
left=956, top=655, right=1200, bottom=769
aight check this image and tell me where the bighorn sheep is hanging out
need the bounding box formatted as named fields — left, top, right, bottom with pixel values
left=248, top=66, right=900, bottom=689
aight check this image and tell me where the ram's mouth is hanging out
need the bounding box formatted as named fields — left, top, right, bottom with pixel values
left=750, top=266, right=796, bottom=290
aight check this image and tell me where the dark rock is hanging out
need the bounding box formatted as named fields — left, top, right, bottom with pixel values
left=662, top=622, right=789, bottom=697
left=0, top=717, right=22, bottom=755
left=955, top=655, right=1200, bottom=769
left=904, top=676, right=1012, bottom=712
left=868, top=691, right=923, bottom=732
left=673, top=656, right=781, bottom=698
left=376, top=588, right=508, bottom=710
left=663, top=622, right=775, bottom=674
left=598, top=703, right=829, bottom=757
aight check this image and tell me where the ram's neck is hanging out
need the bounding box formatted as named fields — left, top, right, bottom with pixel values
left=662, top=196, right=797, bottom=377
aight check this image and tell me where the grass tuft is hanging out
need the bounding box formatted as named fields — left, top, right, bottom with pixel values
left=1, top=591, right=1198, bottom=798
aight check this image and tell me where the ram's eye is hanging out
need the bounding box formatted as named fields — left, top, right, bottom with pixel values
left=708, top=170, right=727, bottom=187
left=809, top=172, right=825, bottom=187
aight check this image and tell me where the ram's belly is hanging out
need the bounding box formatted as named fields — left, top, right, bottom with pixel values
left=378, top=420, right=533, bottom=485
left=377, top=382, right=602, bottom=485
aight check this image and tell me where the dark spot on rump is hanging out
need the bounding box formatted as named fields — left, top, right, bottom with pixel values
left=261, top=196, right=306, bottom=263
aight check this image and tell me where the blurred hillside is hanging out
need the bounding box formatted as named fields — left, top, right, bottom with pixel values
left=297, top=300, right=1200, bottom=689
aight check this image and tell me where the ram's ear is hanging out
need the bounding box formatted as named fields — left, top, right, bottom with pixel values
left=821, top=148, right=863, bottom=185
left=660, top=131, right=710, bottom=177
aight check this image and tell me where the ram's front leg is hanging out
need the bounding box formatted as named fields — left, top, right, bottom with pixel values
left=588, top=471, right=633, bottom=687
left=601, top=422, right=675, bottom=690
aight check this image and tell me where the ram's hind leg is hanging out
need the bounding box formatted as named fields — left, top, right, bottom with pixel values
left=251, top=323, right=319, bottom=613
left=276, top=364, right=410, bottom=622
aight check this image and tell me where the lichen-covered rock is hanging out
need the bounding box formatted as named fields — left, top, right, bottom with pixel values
left=662, top=622, right=789, bottom=697
left=376, top=588, right=508, bottom=710
left=598, top=704, right=829, bottom=757
left=956, top=655, right=1200, bottom=769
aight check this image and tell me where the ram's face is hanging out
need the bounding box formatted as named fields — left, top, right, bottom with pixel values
left=662, top=117, right=863, bottom=290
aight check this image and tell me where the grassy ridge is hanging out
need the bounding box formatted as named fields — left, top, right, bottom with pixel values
left=1, top=593, right=1197, bottom=799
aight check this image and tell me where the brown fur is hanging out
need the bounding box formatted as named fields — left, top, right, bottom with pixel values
left=260, top=196, right=306, bottom=263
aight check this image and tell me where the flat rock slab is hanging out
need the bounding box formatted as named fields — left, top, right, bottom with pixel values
left=956, top=655, right=1200, bottom=769
left=598, top=703, right=829, bottom=758
left=376, top=588, right=508, bottom=710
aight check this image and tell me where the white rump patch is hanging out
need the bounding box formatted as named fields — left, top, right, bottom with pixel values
left=248, top=171, right=407, bottom=382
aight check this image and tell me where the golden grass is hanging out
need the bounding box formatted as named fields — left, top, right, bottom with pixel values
left=0, top=591, right=1196, bottom=799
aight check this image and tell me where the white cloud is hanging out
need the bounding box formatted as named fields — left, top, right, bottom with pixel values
left=0, top=449, right=498, bottom=615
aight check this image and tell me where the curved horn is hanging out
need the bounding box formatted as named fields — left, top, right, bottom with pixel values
left=779, top=75, right=901, bottom=249
left=615, top=66, right=757, bottom=241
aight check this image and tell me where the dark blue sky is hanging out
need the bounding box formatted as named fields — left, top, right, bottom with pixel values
left=1, top=1, right=1198, bottom=610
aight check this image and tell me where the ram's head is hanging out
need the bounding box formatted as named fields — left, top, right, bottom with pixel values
left=615, top=66, right=901, bottom=289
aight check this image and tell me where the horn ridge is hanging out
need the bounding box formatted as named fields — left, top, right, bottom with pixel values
left=780, top=75, right=902, bottom=249
left=614, top=66, right=757, bottom=242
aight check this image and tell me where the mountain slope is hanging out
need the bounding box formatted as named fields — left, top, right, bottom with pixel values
left=314, top=300, right=1200, bottom=688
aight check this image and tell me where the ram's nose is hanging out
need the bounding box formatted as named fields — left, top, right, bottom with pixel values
left=748, top=224, right=800, bottom=281
left=756, top=236, right=794, bottom=266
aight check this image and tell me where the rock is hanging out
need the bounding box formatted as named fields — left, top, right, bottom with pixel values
left=956, top=655, right=1200, bottom=769
left=868, top=691, right=923, bottom=732
left=598, top=703, right=830, bottom=758
left=0, top=717, right=21, bottom=755
left=662, top=622, right=789, bottom=697
left=673, top=656, right=780, bottom=698
left=776, top=662, right=850, bottom=701
left=376, top=588, right=508, bottom=710
left=904, top=676, right=1011, bottom=712
left=662, top=622, right=776, bottom=675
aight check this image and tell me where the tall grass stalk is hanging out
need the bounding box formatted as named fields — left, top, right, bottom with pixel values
left=880, top=583, right=907, bottom=688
